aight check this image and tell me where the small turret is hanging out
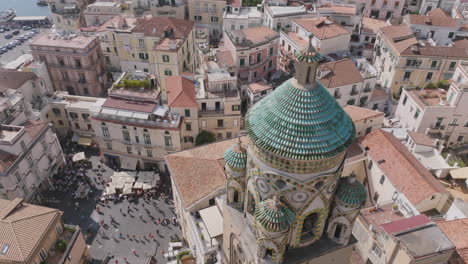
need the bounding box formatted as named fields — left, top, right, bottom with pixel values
left=294, top=34, right=322, bottom=89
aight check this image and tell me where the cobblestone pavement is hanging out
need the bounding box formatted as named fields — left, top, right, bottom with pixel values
left=44, top=155, right=181, bottom=264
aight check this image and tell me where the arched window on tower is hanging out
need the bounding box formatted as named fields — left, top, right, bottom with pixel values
left=334, top=223, right=343, bottom=239
left=301, top=212, right=319, bottom=242
left=247, top=191, right=256, bottom=215
left=233, top=190, right=239, bottom=203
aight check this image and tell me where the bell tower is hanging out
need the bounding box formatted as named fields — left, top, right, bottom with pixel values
left=293, top=34, right=321, bottom=89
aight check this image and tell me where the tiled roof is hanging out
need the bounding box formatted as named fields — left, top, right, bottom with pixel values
left=0, top=198, right=61, bottom=262
left=224, top=142, right=247, bottom=168
left=166, top=137, right=249, bottom=209
left=0, top=70, right=38, bottom=92
left=246, top=77, right=355, bottom=160
left=255, top=197, right=295, bottom=232
left=407, top=8, right=458, bottom=28
left=0, top=150, right=18, bottom=173
left=344, top=105, right=384, bottom=122
left=294, top=17, right=350, bottom=40
left=247, top=81, right=273, bottom=94
left=102, top=97, right=157, bottom=113
left=407, top=130, right=435, bottom=147
left=215, top=48, right=236, bottom=68
left=335, top=178, right=366, bottom=206
left=360, top=130, right=448, bottom=205
left=231, top=26, right=279, bottom=46
left=23, top=121, right=48, bottom=139
left=401, top=45, right=468, bottom=58
left=316, top=4, right=356, bottom=15
left=381, top=214, right=431, bottom=234
left=318, top=58, right=363, bottom=88
left=379, top=25, right=418, bottom=53
left=437, top=219, right=468, bottom=263
left=166, top=76, right=198, bottom=108
left=132, top=17, right=194, bottom=39
left=361, top=17, right=388, bottom=33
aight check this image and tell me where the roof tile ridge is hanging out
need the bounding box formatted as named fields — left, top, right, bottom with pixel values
left=379, top=131, right=443, bottom=192
left=9, top=208, right=59, bottom=223
left=9, top=222, right=25, bottom=261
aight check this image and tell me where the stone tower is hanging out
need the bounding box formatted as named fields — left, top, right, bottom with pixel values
left=223, top=35, right=366, bottom=264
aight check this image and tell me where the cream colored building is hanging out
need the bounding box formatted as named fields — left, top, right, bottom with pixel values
left=394, top=63, right=468, bottom=147
left=46, top=91, right=106, bottom=144
left=90, top=72, right=182, bottom=172
left=97, top=16, right=197, bottom=100
left=84, top=1, right=132, bottom=26
left=344, top=105, right=384, bottom=138
left=0, top=123, right=66, bottom=203
left=0, top=198, right=89, bottom=264
left=188, top=0, right=226, bottom=40
left=373, top=24, right=468, bottom=97
left=353, top=204, right=455, bottom=264
left=49, top=0, right=92, bottom=32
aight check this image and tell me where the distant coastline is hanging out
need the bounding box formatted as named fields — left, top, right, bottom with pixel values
left=0, top=0, right=51, bottom=17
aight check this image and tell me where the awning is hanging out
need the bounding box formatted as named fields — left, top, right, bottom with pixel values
left=120, top=157, right=139, bottom=170
left=72, top=152, right=86, bottom=162
left=199, top=206, right=223, bottom=238
left=450, top=167, right=468, bottom=179
left=78, top=137, right=92, bottom=146
left=153, top=105, right=167, bottom=117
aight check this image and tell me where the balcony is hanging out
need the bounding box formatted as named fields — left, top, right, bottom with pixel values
left=334, top=93, right=342, bottom=99
left=350, top=90, right=359, bottom=96
left=363, top=88, right=372, bottom=93
left=431, top=124, right=446, bottom=130
left=45, top=225, right=88, bottom=264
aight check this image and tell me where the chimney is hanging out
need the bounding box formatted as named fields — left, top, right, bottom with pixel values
left=425, top=128, right=430, bottom=135
left=433, top=139, right=439, bottom=148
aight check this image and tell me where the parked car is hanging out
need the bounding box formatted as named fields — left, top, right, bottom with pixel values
left=12, top=40, right=20, bottom=46
left=0, top=29, right=4, bottom=33
left=12, top=30, right=19, bottom=35
left=4, top=34, right=12, bottom=39
left=4, top=28, right=10, bottom=31
left=6, top=43, right=14, bottom=49
left=22, top=26, right=32, bottom=30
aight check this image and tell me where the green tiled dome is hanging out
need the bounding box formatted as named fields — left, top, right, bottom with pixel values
left=246, top=79, right=355, bottom=160
left=255, top=197, right=295, bottom=232
left=335, top=178, right=367, bottom=206
left=224, top=143, right=247, bottom=168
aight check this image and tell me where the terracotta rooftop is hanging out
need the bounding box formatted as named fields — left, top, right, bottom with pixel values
left=379, top=25, right=418, bottom=53
left=407, top=89, right=448, bottom=107
left=283, top=31, right=308, bottom=50
left=453, top=38, right=468, bottom=49
left=316, top=4, right=356, bottom=15
left=102, top=97, right=157, bottom=113
left=360, top=130, right=448, bottom=205
left=0, top=198, right=61, bottom=262
left=294, top=17, right=350, bottom=40
left=437, top=219, right=468, bottom=263
left=359, top=203, right=406, bottom=233
left=247, top=81, right=273, bottom=94
left=230, top=26, right=279, bottom=47
left=227, top=0, right=241, bottom=7
left=132, top=17, right=194, bottom=39
left=166, top=76, right=198, bottom=108
left=370, top=87, right=388, bottom=101
left=318, top=58, right=363, bottom=88
left=166, top=137, right=249, bottom=209
left=361, top=17, right=388, bottom=33
left=23, top=121, right=48, bottom=139
left=30, top=33, right=97, bottom=49
left=400, top=45, right=468, bottom=58
left=0, top=70, right=38, bottom=92
left=344, top=105, right=384, bottom=122
left=97, top=16, right=138, bottom=32
left=407, top=8, right=459, bottom=28
left=407, top=130, right=435, bottom=147
left=381, top=214, right=431, bottom=234
left=215, top=48, right=236, bottom=68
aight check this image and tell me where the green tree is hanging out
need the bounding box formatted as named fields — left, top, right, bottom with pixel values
left=195, top=130, right=216, bottom=146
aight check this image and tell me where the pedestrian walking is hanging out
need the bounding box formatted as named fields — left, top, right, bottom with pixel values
left=132, top=249, right=136, bottom=255
left=123, top=257, right=127, bottom=263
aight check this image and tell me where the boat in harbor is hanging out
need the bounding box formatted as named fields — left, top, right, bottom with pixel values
left=0, top=8, right=15, bottom=22
left=37, top=0, right=48, bottom=6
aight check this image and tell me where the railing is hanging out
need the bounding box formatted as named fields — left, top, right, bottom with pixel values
left=350, top=90, right=359, bottom=96
left=93, top=113, right=181, bottom=128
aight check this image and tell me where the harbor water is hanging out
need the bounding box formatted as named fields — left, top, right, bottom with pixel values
left=0, top=0, right=51, bottom=17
